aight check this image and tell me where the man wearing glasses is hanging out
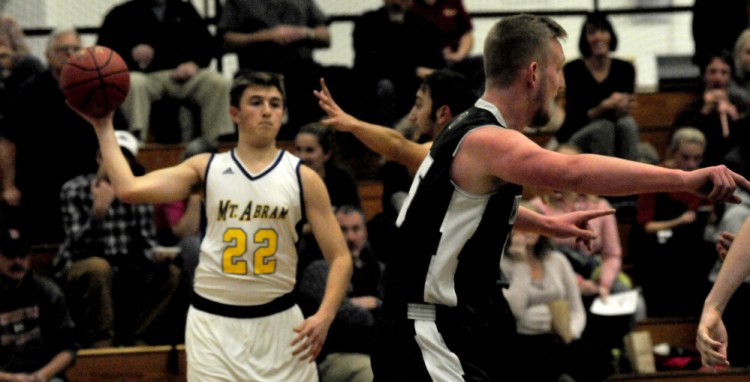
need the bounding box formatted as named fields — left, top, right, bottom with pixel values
left=0, top=28, right=127, bottom=245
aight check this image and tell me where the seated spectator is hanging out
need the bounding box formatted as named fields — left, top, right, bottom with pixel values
left=730, top=28, right=750, bottom=108
left=409, top=0, right=484, bottom=94
left=352, top=0, right=446, bottom=126
left=502, top=229, right=609, bottom=382
left=295, top=122, right=360, bottom=273
left=295, top=122, right=360, bottom=210
left=153, top=138, right=215, bottom=282
left=0, top=27, right=127, bottom=245
left=218, top=0, right=331, bottom=138
left=675, top=50, right=747, bottom=167
left=530, top=144, right=643, bottom=372
left=298, top=205, right=383, bottom=382
left=98, top=0, right=235, bottom=144
left=554, top=11, right=639, bottom=162
left=0, top=15, right=44, bottom=126
left=632, top=127, right=715, bottom=317
left=0, top=225, right=78, bottom=382
left=53, top=131, right=185, bottom=348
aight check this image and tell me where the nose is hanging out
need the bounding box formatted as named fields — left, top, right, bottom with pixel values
left=407, top=106, right=417, bottom=122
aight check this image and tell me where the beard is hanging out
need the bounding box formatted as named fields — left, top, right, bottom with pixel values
left=528, top=85, right=552, bottom=128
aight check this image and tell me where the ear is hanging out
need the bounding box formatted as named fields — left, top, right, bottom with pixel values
left=435, top=104, right=452, bottom=126
left=528, top=61, right=539, bottom=87
left=230, top=106, right=239, bottom=124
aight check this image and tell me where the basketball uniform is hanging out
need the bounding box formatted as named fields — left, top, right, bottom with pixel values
left=186, top=149, right=317, bottom=382
left=372, top=100, right=523, bottom=381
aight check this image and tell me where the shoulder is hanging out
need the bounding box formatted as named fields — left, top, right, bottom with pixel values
left=545, top=250, right=573, bottom=271
left=28, top=273, right=65, bottom=299
left=564, top=59, right=586, bottom=72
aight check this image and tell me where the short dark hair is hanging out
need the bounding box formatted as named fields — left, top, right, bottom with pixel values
left=230, top=71, right=286, bottom=107
left=484, top=14, right=567, bottom=87
left=423, top=69, right=475, bottom=119
left=578, top=12, right=618, bottom=58
left=335, top=204, right=366, bottom=222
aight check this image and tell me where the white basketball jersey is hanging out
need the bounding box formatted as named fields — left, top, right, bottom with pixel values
left=194, top=149, right=304, bottom=306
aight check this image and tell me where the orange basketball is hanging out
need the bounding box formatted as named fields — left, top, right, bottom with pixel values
left=60, top=45, right=130, bottom=118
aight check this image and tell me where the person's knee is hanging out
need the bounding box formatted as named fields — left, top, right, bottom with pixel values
left=68, top=257, right=113, bottom=285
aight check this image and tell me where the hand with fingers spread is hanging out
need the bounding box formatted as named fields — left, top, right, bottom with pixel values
left=291, top=311, right=334, bottom=362
left=313, top=78, right=361, bottom=133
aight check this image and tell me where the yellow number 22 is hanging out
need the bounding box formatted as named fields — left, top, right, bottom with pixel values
left=222, top=228, right=278, bottom=275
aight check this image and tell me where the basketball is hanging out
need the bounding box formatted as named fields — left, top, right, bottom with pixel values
left=60, top=45, right=130, bottom=118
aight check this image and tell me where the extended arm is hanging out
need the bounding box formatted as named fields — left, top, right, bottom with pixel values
left=698, top=216, right=750, bottom=368
left=460, top=127, right=749, bottom=202
left=315, top=78, right=428, bottom=172
left=75, top=111, right=203, bottom=204
left=292, top=166, right=353, bottom=362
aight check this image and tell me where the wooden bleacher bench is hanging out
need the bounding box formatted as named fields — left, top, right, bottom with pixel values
left=634, top=317, right=699, bottom=352
left=608, top=368, right=750, bottom=382
left=66, top=345, right=186, bottom=382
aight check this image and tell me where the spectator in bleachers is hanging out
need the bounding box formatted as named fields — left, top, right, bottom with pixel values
left=98, top=0, right=235, bottom=144
left=555, top=11, right=639, bottom=162
left=0, top=15, right=43, bottom=127
left=53, top=130, right=184, bottom=348
left=632, top=127, right=715, bottom=317
left=502, top=228, right=609, bottom=382
left=298, top=205, right=383, bottom=382
left=530, top=144, right=642, bottom=375
left=352, top=0, right=445, bottom=126
left=153, top=138, right=216, bottom=283
left=218, top=0, right=330, bottom=138
left=0, top=27, right=127, bottom=245
left=675, top=50, right=747, bottom=167
left=295, top=122, right=360, bottom=274
left=0, top=225, right=78, bottom=382
left=410, top=0, right=484, bottom=95
left=731, top=28, right=750, bottom=107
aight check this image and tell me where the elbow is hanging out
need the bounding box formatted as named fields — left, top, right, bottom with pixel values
left=116, top=188, right=141, bottom=204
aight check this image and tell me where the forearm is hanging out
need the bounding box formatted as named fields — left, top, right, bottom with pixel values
left=454, top=32, right=473, bottom=60
left=514, top=207, right=554, bottom=236
left=309, top=26, right=331, bottom=48
left=644, top=218, right=684, bottom=233
left=351, top=119, right=425, bottom=171
left=704, top=217, right=750, bottom=313
left=598, top=255, right=621, bottom=290
left=223, top=30, right=274, bottom=49
left=0, top=138, right=16, bottom=189
left=35, top=350, right=75, bottom=381
left=317, top=254, right=352, bottom=319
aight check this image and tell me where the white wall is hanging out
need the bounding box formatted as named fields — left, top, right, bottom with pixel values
left=8, top=0, right=695, bottom=91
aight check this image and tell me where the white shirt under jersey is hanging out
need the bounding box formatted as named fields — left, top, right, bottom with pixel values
left=194, top=149, right=304, bottom=306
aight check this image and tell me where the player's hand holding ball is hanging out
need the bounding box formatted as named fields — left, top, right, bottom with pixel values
left=61, top=45, right=129, bottom=122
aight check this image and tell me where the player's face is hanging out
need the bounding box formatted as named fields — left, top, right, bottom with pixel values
left=294, top=133, right=330, bottom=175
left=672, top=142, right=704, bottom=171
left=231, top=86, right=284, bottom=143
left=408, top=86, right=437, bottom=139
left=530, top=39, right=565, bottom=128
left=46, top=32, right=81, bottom=73
left=0, top=253, right=29, bottom=285
left=336, top=211, right=367, bottom=257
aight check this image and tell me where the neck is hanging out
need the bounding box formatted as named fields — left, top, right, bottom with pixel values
left=235, top=143, right=279, bottom=172
left=481, top=85, right=531, bottom=131
left=586, top=55, right=610, bottom=70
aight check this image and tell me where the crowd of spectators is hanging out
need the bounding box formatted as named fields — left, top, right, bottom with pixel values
left=3, top=0, right=750, bottom=379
